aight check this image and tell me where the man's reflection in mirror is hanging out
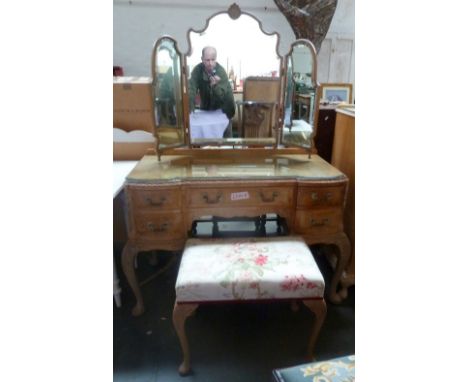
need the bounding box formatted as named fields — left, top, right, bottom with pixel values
left=189, top=46, right=235, bottom=137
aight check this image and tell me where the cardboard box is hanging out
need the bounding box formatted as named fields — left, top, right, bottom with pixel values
left=113, top=76, right=156, bottom=133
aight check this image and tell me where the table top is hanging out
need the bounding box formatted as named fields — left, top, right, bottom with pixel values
left=296, top=93, right=312, bottom=100
left=125, top=154, right=346, bottom=184
left=336, top=105, right=355, bottom=117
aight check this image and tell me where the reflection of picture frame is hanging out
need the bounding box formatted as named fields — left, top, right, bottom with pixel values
left=319, top=83, right=353, bottom=104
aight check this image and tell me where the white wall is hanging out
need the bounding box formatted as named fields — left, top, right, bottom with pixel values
left=317, top=0, right=355, bottom=93
left=113, top=0, right=354, bottom=86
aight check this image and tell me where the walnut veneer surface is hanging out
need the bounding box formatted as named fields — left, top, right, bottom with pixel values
left=122, top=154, right=350, bottom=316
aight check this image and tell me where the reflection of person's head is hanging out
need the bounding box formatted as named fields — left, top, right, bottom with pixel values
left=201, top=46, right=217, bottom=75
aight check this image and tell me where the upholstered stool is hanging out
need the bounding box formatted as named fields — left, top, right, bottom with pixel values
left=173, top=236, right=327, bottom=375
left=272, top=354, right=355, bottom=382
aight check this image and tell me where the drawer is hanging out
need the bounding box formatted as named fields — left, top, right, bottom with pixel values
left=133, top=212, right=184, bottom=240
left=294, top=209, right=343, bottom=235
left=128, top=187, right=181, bottom=210
left=186, top=187, right=293, bottom=208
left=296, top=185, right=345, bottom=208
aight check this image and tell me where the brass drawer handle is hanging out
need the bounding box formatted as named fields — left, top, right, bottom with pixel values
left=202, top=192, right=222, bottom=204
left=310, top=218, right=329, bottom=227
left=259, top=191, right=278, bottom=203
left=147, top=222, right=169, bottom=232
left=145, top=196, right=166, bottom=207
left=310, top=192, right=333, bottom=202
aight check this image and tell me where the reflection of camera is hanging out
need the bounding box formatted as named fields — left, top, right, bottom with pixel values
left=208, top=69, right=216, bottom=81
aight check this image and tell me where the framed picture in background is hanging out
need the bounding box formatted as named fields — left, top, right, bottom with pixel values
left=319, top=83, right=353, bottom=104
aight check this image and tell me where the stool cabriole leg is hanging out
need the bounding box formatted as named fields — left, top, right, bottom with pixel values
left=303, top=298, right=327, bottom=359
left=173, top=302, right=199, bottom=376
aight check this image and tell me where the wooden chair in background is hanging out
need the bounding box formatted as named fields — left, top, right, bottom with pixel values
left=236, top=77, right=280, bottom=138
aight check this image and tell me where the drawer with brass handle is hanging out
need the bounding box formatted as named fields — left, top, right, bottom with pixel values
left=296, top=185, right=345, bottom=208
left=133, top=212, right=183, bottom=239
left=202, top=192, right=223, bottom=204
left=294, top=209, right=343, bottom=235
left=128, top=187, right=181, bottom=210
left=146, top=221, right=169, bottom=232
left=309, top=218, right=331, bottom=227
left=258, top=190, right=279, bottom=203
left=187, top=187, right=292, bottom=208
left=187, top=190, right=224, bottom=207
left=254, top=188, right=291, bottom=206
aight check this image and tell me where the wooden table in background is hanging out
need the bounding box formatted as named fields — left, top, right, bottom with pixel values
left=295, top=94, right=312, bottom=122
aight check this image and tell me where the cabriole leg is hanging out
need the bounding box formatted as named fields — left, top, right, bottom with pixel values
left=302, top=299, right=327, bottom=358
left=173, top=302, right=199, bottom=376
left=328, top=233, right=350, bottom=304
left=121, top=242, right=144, bottom=316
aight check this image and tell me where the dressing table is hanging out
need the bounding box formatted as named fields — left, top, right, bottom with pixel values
left=120, top=3, right=351, bottom=316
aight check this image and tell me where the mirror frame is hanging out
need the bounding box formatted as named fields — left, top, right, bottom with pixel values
left=151, top=35, right=187, bottom=153
left=151, top=3, right=320, bottom=159
left=280, top=38, right=321, bottom=151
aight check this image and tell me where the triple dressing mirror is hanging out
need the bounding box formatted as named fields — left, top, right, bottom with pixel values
left=151, top=4, right=320, bottom=157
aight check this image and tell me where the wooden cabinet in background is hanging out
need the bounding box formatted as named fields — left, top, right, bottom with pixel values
left=331, top=106, right=355, bottom=297
left=315, top=105, right=337, bottom=163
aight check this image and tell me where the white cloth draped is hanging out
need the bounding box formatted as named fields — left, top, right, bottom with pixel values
left=189, top=109, right=229, bottom=139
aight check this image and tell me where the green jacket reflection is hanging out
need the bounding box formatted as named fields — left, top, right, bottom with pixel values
left=189, top=62, right=235, bottom=119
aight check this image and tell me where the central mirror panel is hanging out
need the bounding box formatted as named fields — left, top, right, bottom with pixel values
left=186, top=12, right=281, bottom=146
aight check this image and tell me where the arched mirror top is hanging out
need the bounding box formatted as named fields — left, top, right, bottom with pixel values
left=151, top=36, right=183, bottom=78
left=185, top=4, right=281, bottom=61
left=285, top=39, right=319, bottom=88
left=186, top=13, right=281, bottom=79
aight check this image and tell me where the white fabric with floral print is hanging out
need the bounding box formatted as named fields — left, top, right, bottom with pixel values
left=176, top=236, right=325, bottom=302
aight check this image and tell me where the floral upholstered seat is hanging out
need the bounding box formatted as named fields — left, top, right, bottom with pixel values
left=175, top=236, right=325, bottom=303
